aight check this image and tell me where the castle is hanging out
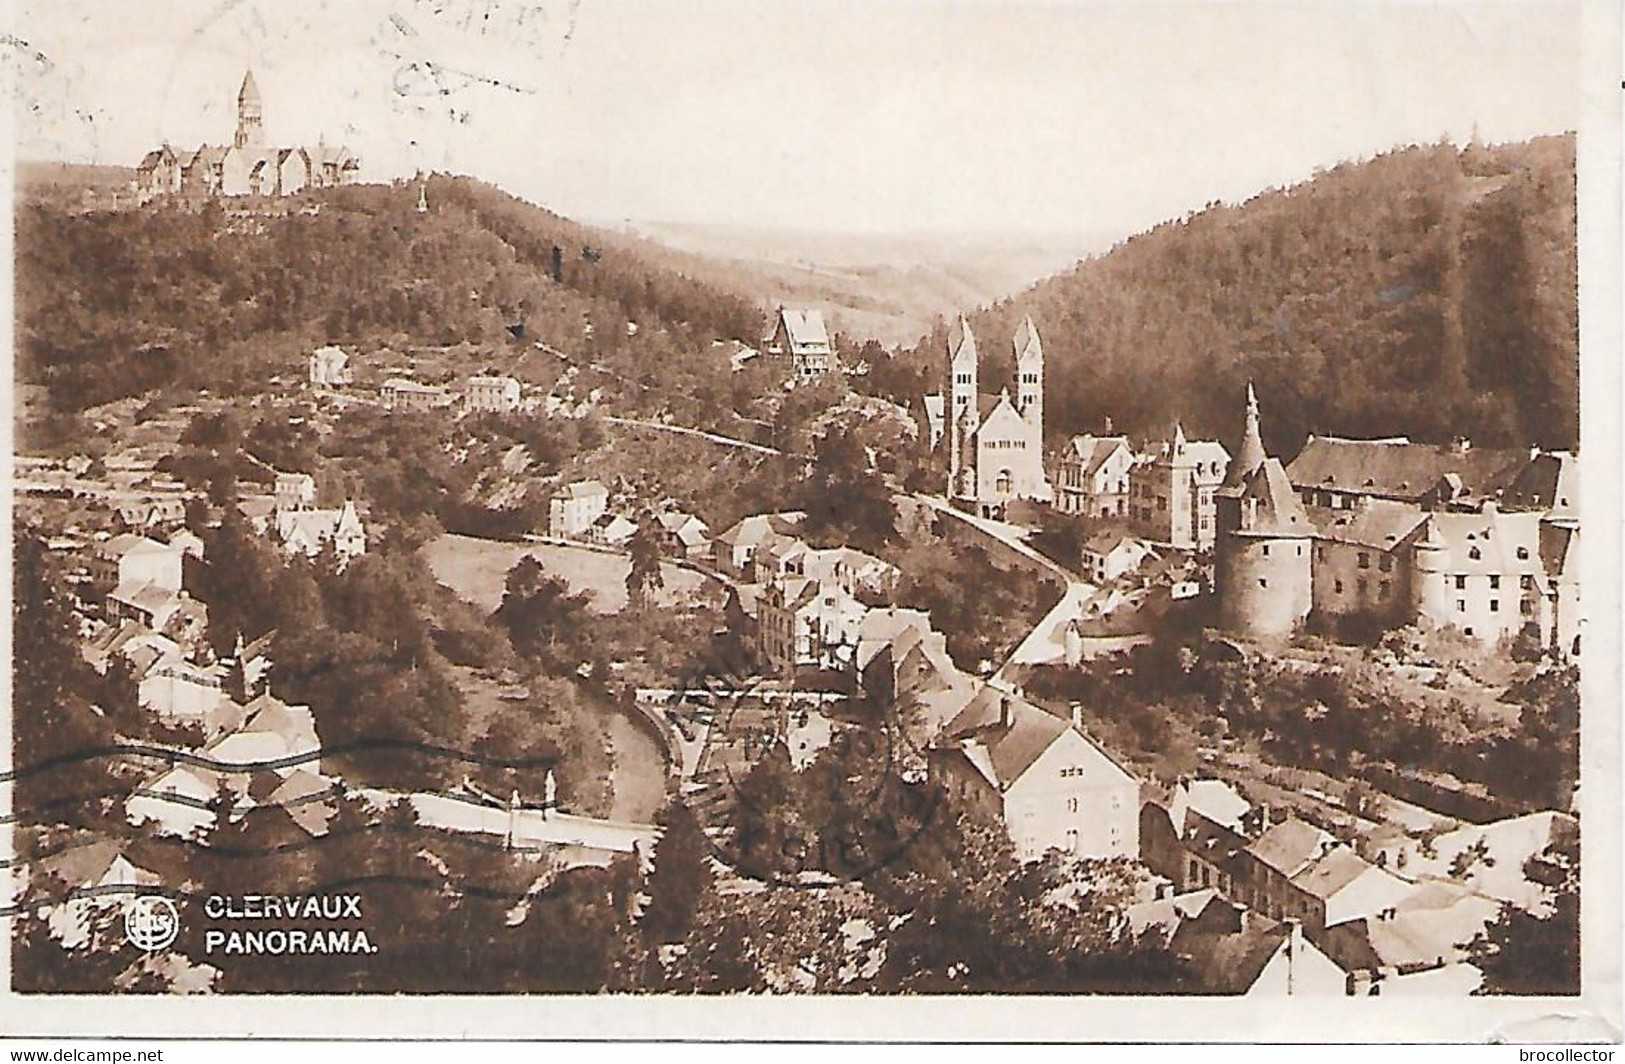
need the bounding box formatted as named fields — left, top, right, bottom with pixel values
left=136, top=71, right=359, bottom=199
left=922, top=315, right=1051, bottom=518
left=1214, top=385, right=1580, bottom=659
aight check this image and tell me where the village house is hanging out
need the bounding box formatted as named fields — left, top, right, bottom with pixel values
left=548, top=480, right=609, bottom=539
left=1053, top=434, right=1136, bottom=517
left=380, top=378, right=451, bottom=412
left=1080, top=532, right=1159, bottom=585
left=308, top=345, right=352, bottom=387
left=755, top=575, right=868, bottom=674
left=272, top=501, right=367, bottom=562
left=1127, top=423, right=1230, bottom=551
left=764, top=308, right=834, bottom=378
left=588, top=511, right=638, bottom=547
left=711, top=512, right=806, bottom=575
left=30, top=841, right=163, bottom=950
left=136, top=72, right=358, bottom=199
left=929, top=688, right=1139, bottom=862
left=655, top=511, right=711, bottom=558
left=275, top=471, right=317, bottom=512
left=466, top=375, right=522, bottom=414
left=922, top=315, right=1051, bottom=517
left=89, top=534, right=186, bottom=597
left=138, top=654, right=227, bottom=726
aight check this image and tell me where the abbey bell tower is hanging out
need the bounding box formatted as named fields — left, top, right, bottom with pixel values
left=235, top=70, right=264, bottom=150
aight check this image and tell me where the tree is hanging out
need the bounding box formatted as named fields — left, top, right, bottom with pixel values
left=1468, top=833, right=1579, bottom=995
left=624, top=514, right=665, bottom=612
left=12, top=522, right=115, bottom=814
left=637, top=801, right=714, bottom=947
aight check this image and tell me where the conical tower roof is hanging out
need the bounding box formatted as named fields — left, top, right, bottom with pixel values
left=1223, top=382, right=1267, bottom=489
left=1013, top=313, right=1042, bottom=362
left=947, top=313, right=977, bottom=364
left=239, top=70, right=261, bottom=106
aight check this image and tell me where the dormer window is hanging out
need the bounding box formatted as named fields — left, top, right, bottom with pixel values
left=1517, top=546, right=1529, bottom=561
left=1468, top=546, right=1482, bottom=561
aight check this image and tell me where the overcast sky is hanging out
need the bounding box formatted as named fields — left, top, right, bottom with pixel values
left=14, top=0, right=1580, bottom=239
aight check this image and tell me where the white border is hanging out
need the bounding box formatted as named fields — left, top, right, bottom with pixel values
left=0, top=0, right=1619, bottom=1041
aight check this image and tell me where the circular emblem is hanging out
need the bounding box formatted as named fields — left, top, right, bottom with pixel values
left=124, top=895, right=179, bottom=952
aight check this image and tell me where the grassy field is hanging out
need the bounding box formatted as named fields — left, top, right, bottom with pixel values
left=423, top=532, right=707, bottom=615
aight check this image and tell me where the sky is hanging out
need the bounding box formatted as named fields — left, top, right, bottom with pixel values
left=12, top=0, right=1581, bottom=240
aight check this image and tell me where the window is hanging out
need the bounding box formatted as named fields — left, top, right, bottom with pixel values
left=1457, top=599, right=1466, bottom=613
left=1521, top=599, right=1532, bottom=615
left=1358, top=552, right=1370, bottom=569
left=1259, top=578, right=1268, bottom=589
left=1517, top=546, right=1530, bottom=561
left=1335, top=579, right=1344, bottom=595
left=1521, top=574, right=1535, bottom=590
left=1469, top=546, right=1482, bottom=561
left=1380, top=580, right=1391, bottom=596
left=1066, top=829, right=1080, bottom=855
left=1490, top=600, right=1499, bottom=613
left=1489, top=575, right=1501, bottom=590
left=1297, top=545, right=1304, bottom=556
left=1465, top=627, right=1475, bottom=637
left=1066, top=797, right=1078, bottom=814
left=1262, top=544, right=1270, bottom=556
left=1380, top=555, right=1393, bottom=573
left=1455, top=575, right=1467, bottom=590
left=1357, top=578, right=1367, bottom=595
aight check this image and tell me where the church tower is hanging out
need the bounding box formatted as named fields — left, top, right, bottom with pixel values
left=1012, top=314, right=1044, bottom=440
left=235, top=70, right=264, bottom=150
left=946, top=314, right=979, bottom=494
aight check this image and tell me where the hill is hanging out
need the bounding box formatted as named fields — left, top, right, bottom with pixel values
left=604, top=220, right=1106, bottom=348
left=885, top=135, right=1578, bottom=455
left=14, top=176, right=768, bottom=431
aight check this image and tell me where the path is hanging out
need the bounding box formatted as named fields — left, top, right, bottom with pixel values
left=601, top=415, right=782, bottom=456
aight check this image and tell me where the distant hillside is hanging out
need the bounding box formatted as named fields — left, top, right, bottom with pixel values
left=609, top=220, right=1107, bottom=348
left=893, top=135, right=1578, bottom=454
left=14, top=176, right=767, bottom=429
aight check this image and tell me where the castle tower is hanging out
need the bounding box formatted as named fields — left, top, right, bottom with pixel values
left=1013, top=314, right=1044, bottom=439
left=1214, top=385, right=1313, bottom=638
left=235, top=70, right=264, bottom=150
left=946, top=315, right=979, bottom=494
left=1225, top=382, right=1267, bottom=488
left=1410, top=517, right=1449, bottom=630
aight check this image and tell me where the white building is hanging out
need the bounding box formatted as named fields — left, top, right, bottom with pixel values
left=308, top=345, right=351, bottom=387
left=929, top=688, right=1140, bottom=862
left=549, top=481, right=609, bottom=539
left=466, top=375, right=522, bottom=414
left=273, top=501, right=367, bottom=562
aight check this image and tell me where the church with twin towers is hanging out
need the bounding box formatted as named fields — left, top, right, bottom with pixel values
left=922, top=314, right=1052, bottom=518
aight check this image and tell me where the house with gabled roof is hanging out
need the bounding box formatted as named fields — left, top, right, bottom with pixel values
left=1128, top=422, right=1230, bottom=551
left=711, top=511, right=805, bottom=575
left=549, top=480, right=610, bottom=539
left=30, top=840, right=163, bottom=949
left=765, top=308, right=834, bottom=378
left=929, top=687, right=1139, bottom=862
left=1054, top=434, right=1136, bottom=517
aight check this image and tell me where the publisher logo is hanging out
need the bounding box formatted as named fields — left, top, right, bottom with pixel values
left=124, top=895, right=179, bottom=952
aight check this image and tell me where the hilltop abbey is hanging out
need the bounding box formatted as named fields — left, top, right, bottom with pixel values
left=136, top=71, right=359, bottom=199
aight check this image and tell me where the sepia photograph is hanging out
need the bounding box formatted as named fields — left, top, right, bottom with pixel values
left=1, top=0, right=1619, bottom=1043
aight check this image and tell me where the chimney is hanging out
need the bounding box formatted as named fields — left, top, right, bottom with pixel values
left=1070, top=702, right=1083, bottom=731
left=1000, top=696, right=1013, bottom=729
